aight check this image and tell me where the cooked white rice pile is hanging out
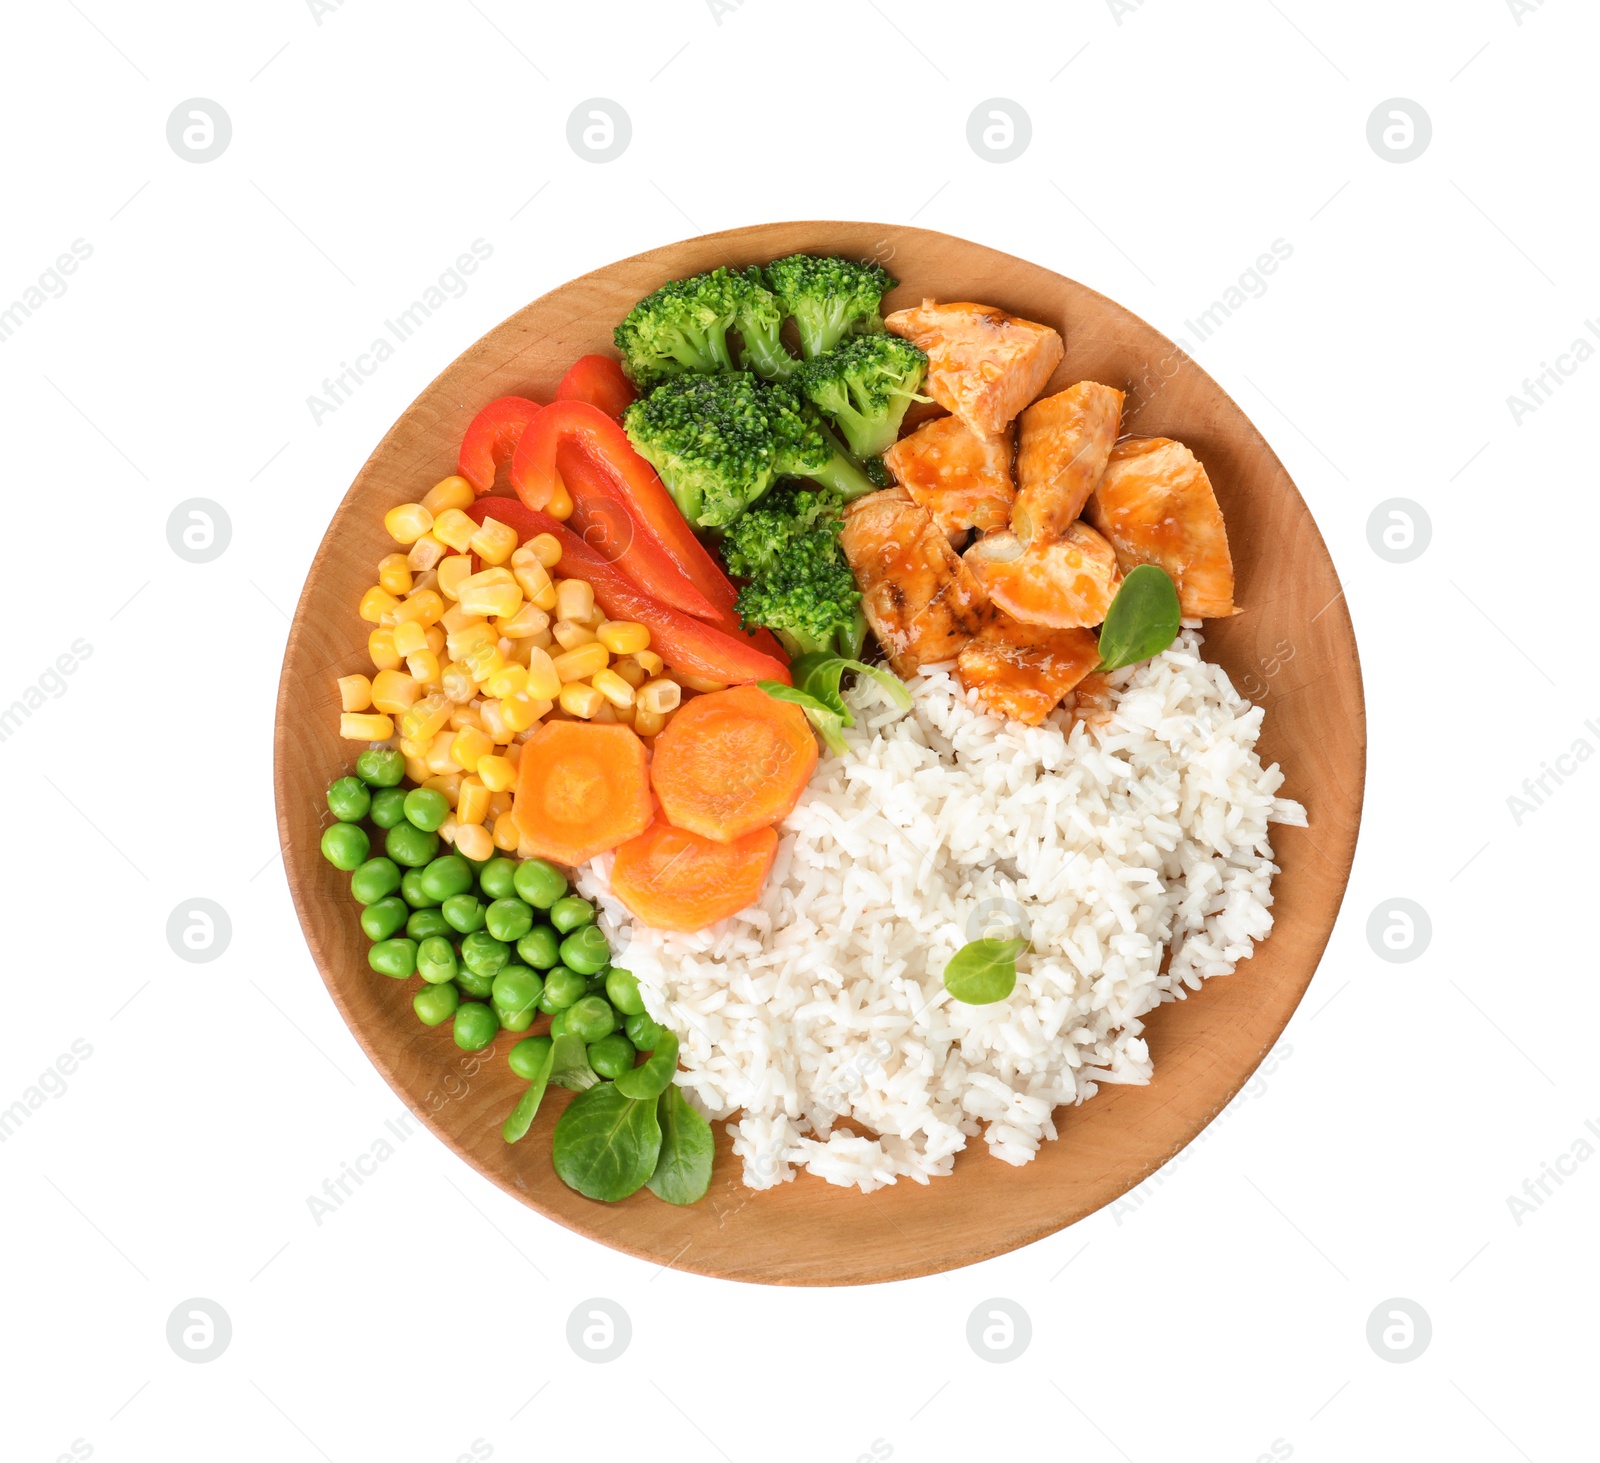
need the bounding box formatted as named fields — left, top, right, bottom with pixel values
left=578, top=627, right=1306, bottom=1194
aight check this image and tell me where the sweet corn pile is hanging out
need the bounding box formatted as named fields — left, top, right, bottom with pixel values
left=337, top=475, right=695, bottom=860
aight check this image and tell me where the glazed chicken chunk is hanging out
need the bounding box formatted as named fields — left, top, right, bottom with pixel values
left=882, top=415, right=1015, bottom=538
left=839, top=489, right=989, bottom=678
left=1012, top=381, right=1124, bottom=544
left=956, top=612, right=1101, bottom=726
left=963, top=519, right=1122, bottom=631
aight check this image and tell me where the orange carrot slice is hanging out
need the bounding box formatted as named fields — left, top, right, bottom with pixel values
left=610, top=817, right=778, bottom=933
left=649, top=685, right=817, bottom=844
left=512, top=721, right=653, bottom=867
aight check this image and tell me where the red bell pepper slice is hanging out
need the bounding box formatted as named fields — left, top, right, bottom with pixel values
left=464, top=499, right=790, bottom=686
left=554, top=355, right=637, bottom=420
left=508, top=399, right=740, bottom=622
left=458, top=396, right=542, bottom=496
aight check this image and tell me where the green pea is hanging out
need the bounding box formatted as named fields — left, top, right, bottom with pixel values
left=405, top=907, right=451, bottom=941
left=460, top=930, right=509, bottom=977
left=548, top=1007, right=571, bottom=1038
left=356, top=747, right=406, bottom=787
left=508, top=1035, right=553, bottom=1081
left=326, top=776, right=372, bottom=822
left=360, top=896, right=409, bottom=942
left=538, top=967, right=585, bottom=1013
left=369, top=786, right=408, bottom=829
left=368, top=938, right=418, bottom=979
left=455, top=966, right=494, bottom=999
left=441, top=894, right=487, bottom=934
left=349, top=856, right=402, bottom=906
left=404, top=787, right=450, bottom=832
left=549, top=895, right=596, bottom=934
left=416, top=935, right=458, bottom=985
left=401, top=868, right=438, bottom=908
left=584, top=969, right=610, bottom=994
left=485, top=898, right=534, bottom=943
left=515, top=926, right=560, bottom=970
left=453, top=1001, right=499, bottom=1051
left=413, top=982, right=460, bottom=1026
left=320, top=823, right=369, bottom=872
left=565, top=995, right=616, bottom=1044
left=513, top=858, right=568, bottom=910
left=479, top=857, right=519, bottom=900
left=559, top=924, right=610, bottom=976
left=604, top=967, right=646, bottom=1016
left=587, top=1032, right=636, bottom=1080
left=491, top=966, right=544, bottom=1026
left=386, top=822, right=439, bottom=868
left=625, top=1012, right=665, bottom=1051
left=420, top=855, right=474, bottom=903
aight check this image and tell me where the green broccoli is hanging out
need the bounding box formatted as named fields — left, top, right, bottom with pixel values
left=613, top=265, right=795, bottom=386
left=764, top=253, right=896, bottom=360
left=623, top=373, right=876, bottom=529
left=722, top=483, right=867, bottom=659
left=796, top=333, right=928, bottom=460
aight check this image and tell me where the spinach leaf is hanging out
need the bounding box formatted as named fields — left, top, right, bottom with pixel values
left=501, top=1043, right=556, bottom=1144
left=551, top=1082, right=663, bottom=1202
left=942, top=937, right=1028, bottom=1005
left=1095, top=564, right=1181, bottom=673
left=757, top=681, right=849, bottom=757
left=548, top=1032, right=599, bottom=1092
left=614, top=1029, right=681, bottom=1101
left=645, top=1086, right=715, bottom=1206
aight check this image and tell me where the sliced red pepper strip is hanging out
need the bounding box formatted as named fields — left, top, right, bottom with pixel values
left=458, top=396, right=542, bottom=496
left=554, top=355, right=637, bottom=420
left=464, top=499, right=790, bottom=686
left=509, top=399, right=740, bottom=622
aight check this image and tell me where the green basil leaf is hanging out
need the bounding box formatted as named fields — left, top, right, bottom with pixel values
left=551, top=1082, right=663, bottom=1202
left=501, top=1044, right=556, bottom=1144
left=645, top=1085, right=715, bottom=1206
left=1095, top=564, right=1181, bottom=673
left=942, top=937, right=1028, bottom=1005
left=548, top=1031, right=599, bottom=1092
left=614, top=1029, right=681, bottom=1101
left=757, top=680, right=849, bottom=757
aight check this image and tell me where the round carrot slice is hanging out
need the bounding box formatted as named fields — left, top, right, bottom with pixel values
left=649, top=685, right=818, bottom=843
left=512, top=721, right=653, bottom=867
left=610, top=818, right=778, bottom=933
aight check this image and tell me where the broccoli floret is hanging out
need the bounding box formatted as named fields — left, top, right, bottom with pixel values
left=613, top=266, right=796, bottom=387
left=797, top=333, right=928, bottom=460
left=764, top=253, right=896, bottom=360
left=624, top=373, right=876, bottom=529
left=722, top=483, right=867, bottom=659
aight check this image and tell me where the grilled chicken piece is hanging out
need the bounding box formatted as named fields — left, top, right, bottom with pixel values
left=1013, top=382, right=1124, bottom=544
left=840, top=488, right=989, bottom=678
left=1085, top=437, right=1238, bottom=618
left=957, top=613, right=1100, bottom=726
left=884, top=301, right=1064, bottom=438
left=964, top=520, right=1121, bottom=630
left=883, top=415, right=1014, bottom=538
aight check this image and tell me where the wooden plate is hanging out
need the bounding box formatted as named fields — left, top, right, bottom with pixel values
left=274, top=221, right=1364, bottom=1286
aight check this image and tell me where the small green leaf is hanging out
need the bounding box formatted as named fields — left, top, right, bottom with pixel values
left=787, top=654, right=852, bottom=721
left=942, top=937, right=1028, bottom=1005
left=501, top=1044, right=556, bottom=1143
left=833, top=657, right=912, bottom=711
left=614, top=1029, right=680, bottom=1101
left=757, top=680, right=850, bottom=756
left=1095, top=564, right=1182, bottom=673
left=645, top=1086, right=715, bottom=1205
left=551, top=1083, right=663, bottom=1202
left=548, top=1031, right=598, bottom=1092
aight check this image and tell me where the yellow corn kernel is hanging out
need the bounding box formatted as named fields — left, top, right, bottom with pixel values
left=638, top=677, right=682, bottom=716
left=431, top=507, right=477, bottom=552
left=483, top=662, right=528, bottom=699
left=553, top=642, right=609, bottom=683
left=391, top=618, right=429, bottom=658
left=612, top=659, right=648, bottom=689
left=449, top=701, right=484, bottom=732
left=552, top=619, right=597, bottom=651
left=633, top=706, right=666, bottom=738
left=503, top=741, right=522, bottom=767
left=674, top=671, right=727, bottom=694
left=337, top=674, right=373, bottom=712
left=339, top=711, right=395, bottom=740
left=492, top=811, right=521, bottom=851
left=480, top=698, right=517, bottom=743
left=498, top=635, right=533, bottom=669
left=597, top=621, right=650, bottom=655
left=400, top=693, right=452, bottom=742
left=404, top=752, right=430, bottom=784
left=406, top=650, right=442, bottom=686
left=632, top=650, right=664, bottom=677
left=477, top=753, right=516, bottom=792
left=377, top=553, right=413, bottom=595
left=422, top=475, right=476, bottom=517
left=592, top=702, right=619, bottom=724
left=441, top=612, right=484, bottom=647
left=384, top=502, right=434, bottom=544
left=591, top=667, right=636, bottom=709
left=371, top=668, right=422, bottom=714
left=525, top=532, right=563, bottom=569
left=406, top=569, right=439, bottom=601
left=437, top=555, right=474, bottom=601
left=470, top=516, right=518, bottom=566
left=488, top=788, right=513, bottom=816
left=360, top=586, right=400, bottom=623
left=455, top=822, right=494, bottom=861
left=523, top=647, right=562, bottom=701
left=367, top=627, right=401, bottom=672
left=407, top=533, right=448, bottom=572
left=446, top=621, right=496, bottom=662
left=466, top=647, right=507, bottom=687
left=400, top=735, right=428, bottom=758
left=451, top=725, right=494, bottom=773
left=559, top=681, right=605, bottom=719
left=611, top=702, right=636, bottom=728
left=437, top=813, right=458, bottom=846
left=511, top=552, right=557, bottom=604
left=457, top=776, right=490, bottom=826
left=423, top=772, right=462, bottom=808
left=426, top=729, right=463, bottom=775
left=495, top=603, right=550, bottom=640
left=424, top=624, right=447, bottom=654
left=440, top=661, right=476, bottom=704
left=499, top=692, right=550, bottom=733
left=555, top=578, right=594, bottom=624
left=458, top=570, right=522, bottom=619
left=393, top=589, right=445, bottom=627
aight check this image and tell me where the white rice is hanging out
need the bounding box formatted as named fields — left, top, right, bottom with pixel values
left=578, top=626, right=1307, bottom=1193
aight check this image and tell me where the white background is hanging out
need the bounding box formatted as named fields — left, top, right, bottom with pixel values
left=2, top=1, right=1595, bottom=1459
